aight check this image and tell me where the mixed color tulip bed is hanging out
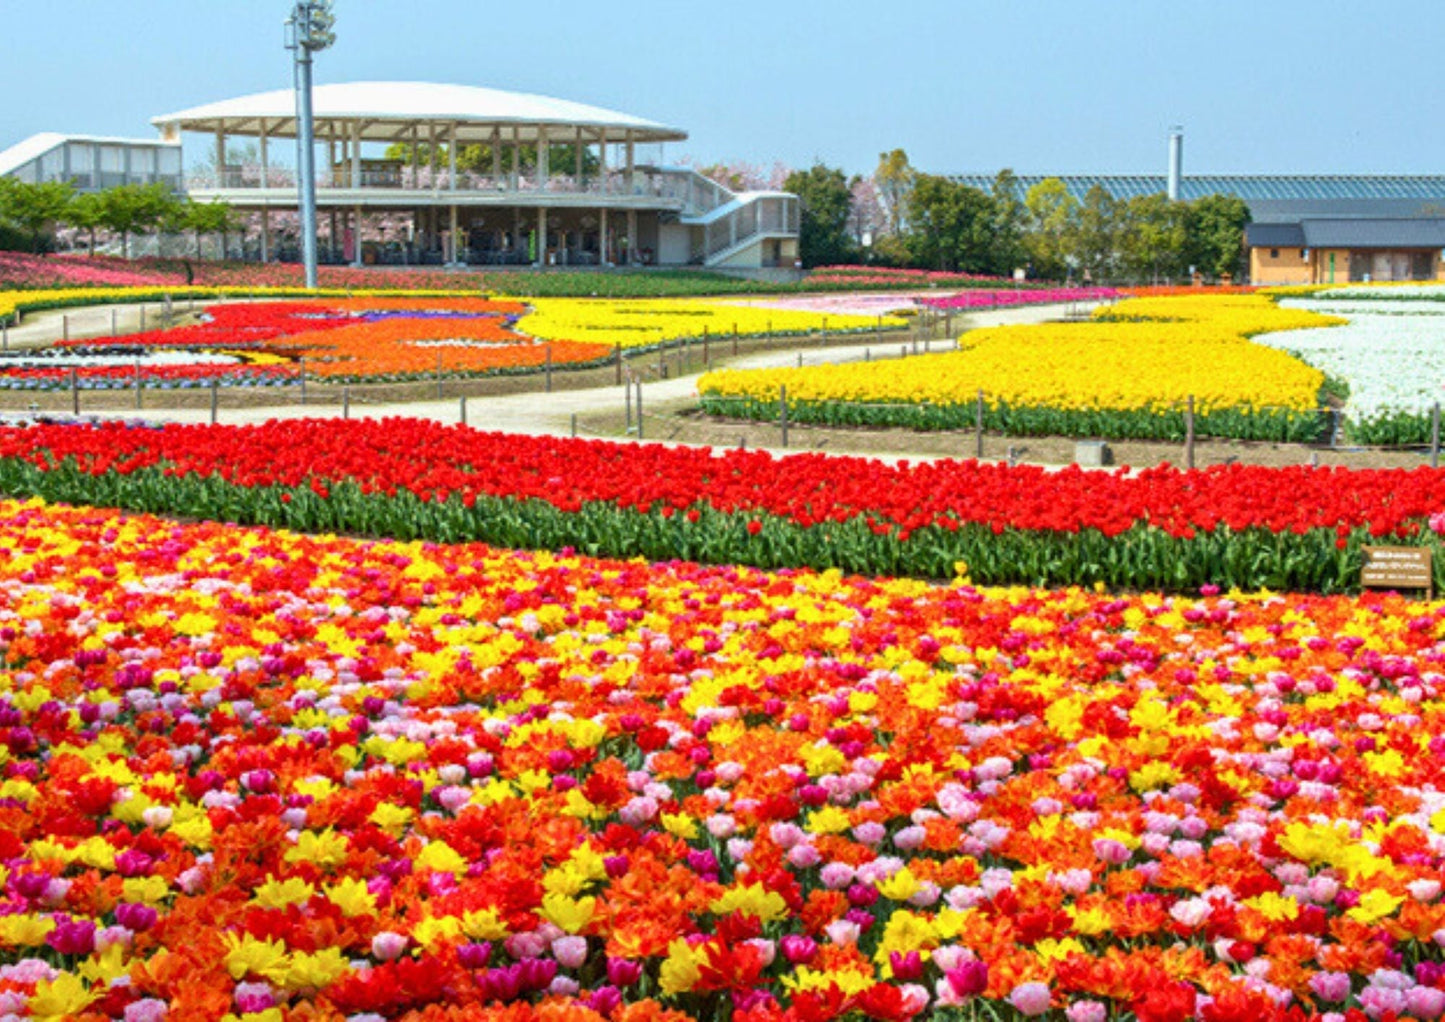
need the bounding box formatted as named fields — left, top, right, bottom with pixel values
left=1, top=494, right=1445, bottom=1022
left=0, top=294, right=897, bottom=390
left=2, top=419, right=1445, bottom=593
left=698, top=295, right=1342, bottom=443
left=0, top=255, right=1042, bottom=298
left=8, top=277, right=1445, bottom=1022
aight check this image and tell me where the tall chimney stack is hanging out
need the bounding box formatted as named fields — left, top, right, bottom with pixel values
left=1167, top=126, right=1184, bottom=202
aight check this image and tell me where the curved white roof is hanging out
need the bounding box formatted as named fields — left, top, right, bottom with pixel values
left=151, top=81, right=686, bottom=144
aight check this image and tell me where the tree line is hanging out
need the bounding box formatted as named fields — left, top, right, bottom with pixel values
left=0, top=179, right=239, bottom=258
left=780, top=151, right=1252, bottom=282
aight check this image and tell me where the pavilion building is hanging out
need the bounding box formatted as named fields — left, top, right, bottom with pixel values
left=151, top=81, right=800, bottom=271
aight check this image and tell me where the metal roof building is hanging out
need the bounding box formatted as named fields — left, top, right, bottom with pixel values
left=946, top=174, right=1445, bottom=223
left=1246, top=218, right=1445, bottom=250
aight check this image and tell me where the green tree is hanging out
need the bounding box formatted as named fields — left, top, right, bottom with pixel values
left=0, top=179, right=75, bottom=253
left=902, top=175, right=997, bottom=273
left=97, top=183, right=181, bottom=258
left=988, top=169, right=1029, bottom=276
left=874, top=149, right=916, bottom=235
left=783, top=164, right=858, bottom=267
left=64, top=192, right=107, bottom=256
left=170, top=199, right=240, bottom=258
left=1119, top=193, right=1189, bottom=283
left=1072, top=185, right=1121, bottom=282
left=1186, top=194, right=1252, bottom=280
left=1023, top=178, right=1079, bottom=280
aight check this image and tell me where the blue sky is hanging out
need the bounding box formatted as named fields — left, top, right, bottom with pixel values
left=2, top=0, right=1441, bottom=178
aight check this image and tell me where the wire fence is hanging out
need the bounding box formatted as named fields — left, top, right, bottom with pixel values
left=0, top=305, right=923, bottom=418
left=558, top=378, right=1445, bottom=472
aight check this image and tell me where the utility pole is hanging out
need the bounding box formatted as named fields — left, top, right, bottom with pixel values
left=286, top=1, right=337, bottom=289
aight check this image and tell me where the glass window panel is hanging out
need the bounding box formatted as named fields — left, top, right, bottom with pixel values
left=38, top=149, right=63, bottom=179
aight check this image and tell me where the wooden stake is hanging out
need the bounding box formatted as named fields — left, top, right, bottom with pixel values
left=976, top=389, right=985, bottom=460
left=1185, top=395, right=1197, bottom=470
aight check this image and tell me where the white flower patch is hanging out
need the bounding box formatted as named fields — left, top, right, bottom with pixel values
left=0, top=350, right=242, bottom=369
left=1265, top=300, right=1445, bottom=419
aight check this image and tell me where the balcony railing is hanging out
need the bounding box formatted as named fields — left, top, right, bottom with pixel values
left=700, top=196, right=800, bottom=261
left=188, top=166, right=727, bottom=212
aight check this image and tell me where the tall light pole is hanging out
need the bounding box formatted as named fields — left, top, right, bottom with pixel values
left=286, top=1, right=336, bottom=289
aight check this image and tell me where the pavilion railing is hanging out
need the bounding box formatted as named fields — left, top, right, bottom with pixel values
left=191, top=167, right=734, bottom=214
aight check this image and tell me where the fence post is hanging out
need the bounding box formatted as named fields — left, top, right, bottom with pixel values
left=460, top=395, right=468, bottom=426
left=703, top=328, right=710, bottom=367
left=436, top=350, right=444, bottom=399
left=780, top=384, right=789, bottom=449
left=63, top=315, right=69, bottom=343
left=210, top=379, right=218, bottom=424
left=875, top=315, right=881, bottom=336
left=1434, top=403, right=1441, bottom=470
left=139, top=305, right=146, bottom=332
left=111, top=308, right=118, bottom=337
left=900, top=344, right=907, bottom=359
left=864, top=347, right=870, bottom=363
left=945, top=311, right=953, bottom=337
left=625, top=376, right=633, bottom=433
left=976, top=389, right=985, bottom=460
left=70, top=368, right=79, bottom=416
left=615, top=344, right=623, bottom=385
left=820, top=317, right=828, bottom=347
left=635, top=381, right=643, bottom=440
left=134, top=357, right=142, bottom=410
left=299, top=358, right=306, bottom=405
left=3, top=322, right=8, bottom=351
left=797, top=352, right=803, bottom=368
left=343, top=386, right=350, bottom=420
left=545, top=344, right=553, bottom=393
left=732, top=323, right=739, bottom=356
left=571, top=412, right=578, bottom=438
left=1185, top=395, right=1196, bottom=470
